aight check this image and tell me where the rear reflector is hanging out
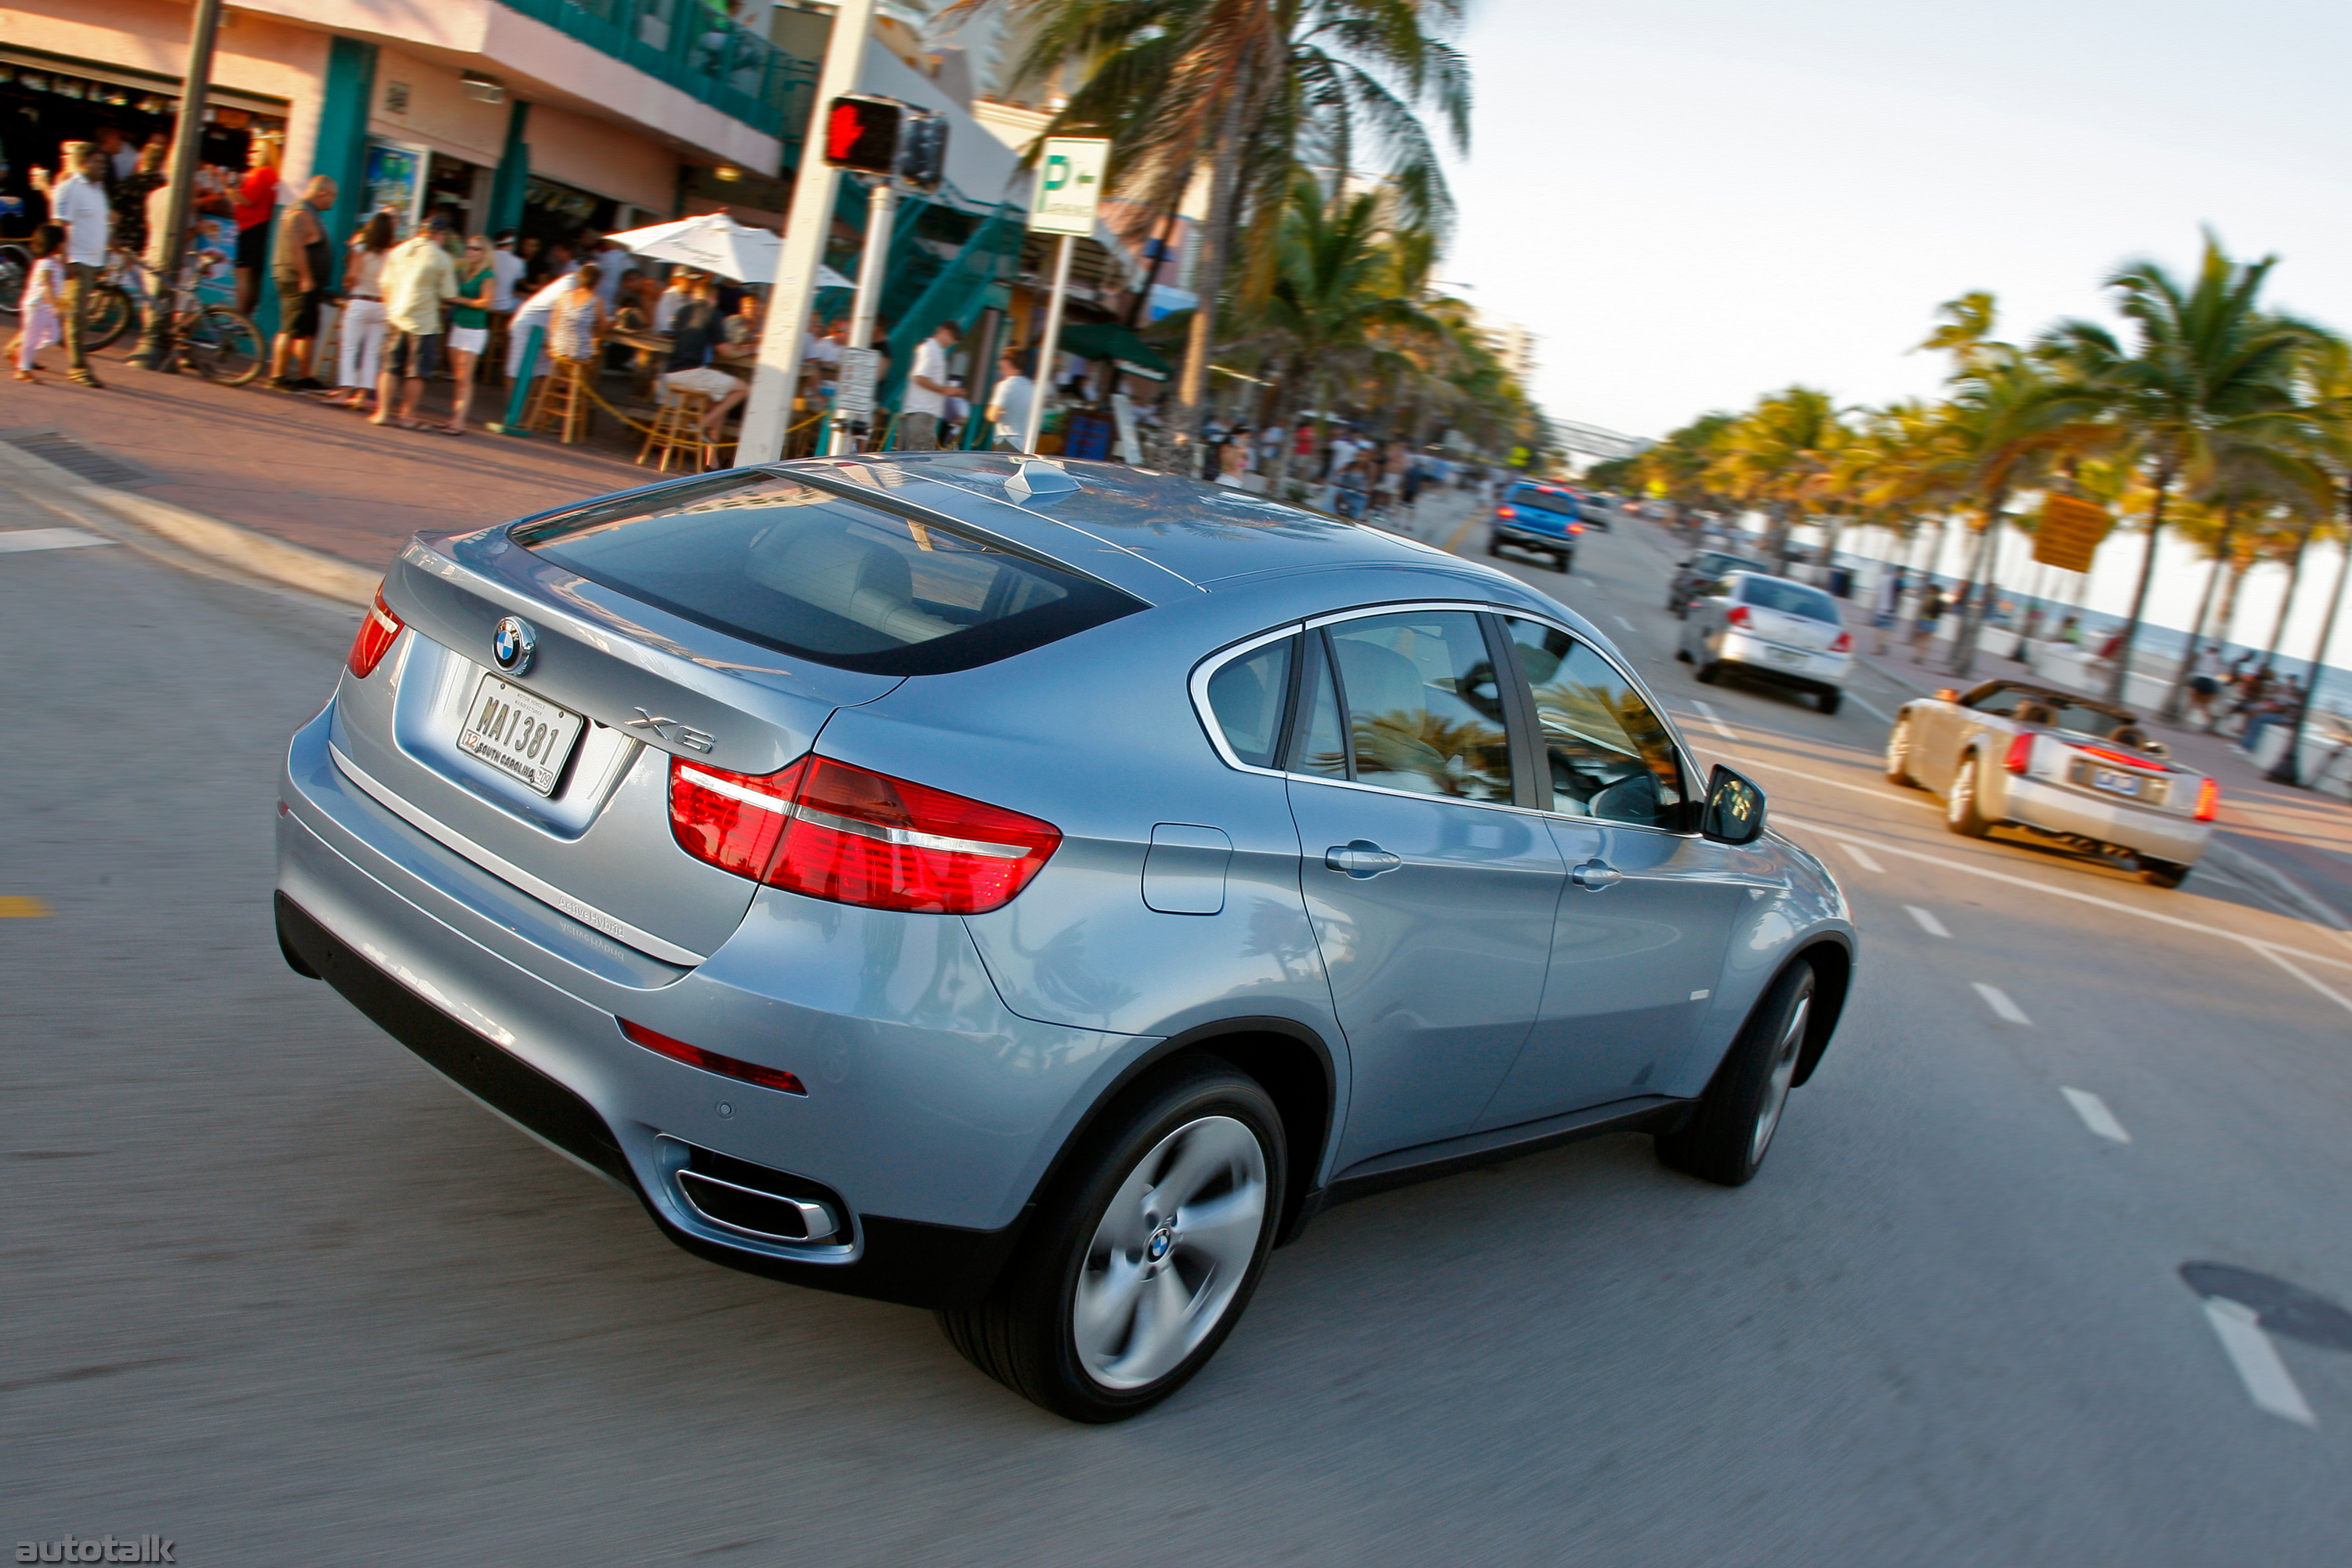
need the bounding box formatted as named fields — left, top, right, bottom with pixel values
left=347, top=587, right=404, bottom=678
left=668, top=754, right=1060, bottom=914
left=621, top=1018, right=807, bottom=1095
left=2194, top=777, right=2220, bottom=822
left=2004, top=731, right=2035, bottom=774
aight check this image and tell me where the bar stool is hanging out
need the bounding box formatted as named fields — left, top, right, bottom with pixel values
left=637, top=389, right=718, bottom=473
left=524, top=355, right=594, bottom=445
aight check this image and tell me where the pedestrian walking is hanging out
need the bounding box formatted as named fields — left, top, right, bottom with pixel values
left=373, top=213, right=459, bottom=430
left=1871, top=568, right=1906, bottom=655
left=48, top=143, right=110, bottom=389
left=985, top=349, right=1035, bottom=451
left=897, top=318, right=958, bottom=451
left=8, top=223, right=66, bottom=382
left=329, top=212, right=394, bottom=411
left=2188, top=644, right=2225, bottom=731
left=267, top=175, right=337, bottom=390
left=1908, top=584, right=1945, bottom=658
left=442, top=234, right=498, bottom=434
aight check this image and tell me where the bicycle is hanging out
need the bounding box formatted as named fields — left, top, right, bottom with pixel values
left=0, top=241, right=30, bottom=315
left=0, top=245, right=139, bottom=347
left=147, top=256, right=263, bottom=386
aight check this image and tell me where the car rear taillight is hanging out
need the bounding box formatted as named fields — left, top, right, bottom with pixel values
left=347, top=587, right=404, bottom=678
left=620, top=1019, right=807, bottom=1095
left=1726, top=604, right=1751, bottom=627
left=2194, top=777, right=2220, bottom=822
left=2004, top=731, right=2035, bottom=774
left=1496, top=505, right=1517, bottom=520
left=1570, top=522, right=1585, bottom=535
left=1830, top=630, right=1853, bottom=653
left=668, top=755, right=1060, bottom=914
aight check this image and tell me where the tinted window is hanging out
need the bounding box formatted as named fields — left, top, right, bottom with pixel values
left=1508, top=485, right=1579, bottom=517
left=1966, top=684, right=2138, bottom=739
left=1503, top=619, right=1686, bottom=829
left=1297, top=636, right=1350, bottom=779
left=1206, top=637, right=1293, bottom=768
left=1737, top=576, right=1842, bottom=624
left=1324, top=612, right=1514, bottom=802
left=514, top=471, right=1142, bottom=675
left=1693, top=551, right=1766, bottom=577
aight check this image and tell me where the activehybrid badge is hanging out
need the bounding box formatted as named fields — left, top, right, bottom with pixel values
left=492, top=615, right=537, bottom=675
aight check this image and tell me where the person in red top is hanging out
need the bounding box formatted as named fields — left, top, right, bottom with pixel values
left=232, top=133, right=282, bottom=317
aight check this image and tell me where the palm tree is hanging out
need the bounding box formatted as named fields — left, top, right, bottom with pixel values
left=961, top=0, right=1472, bottom=451
left=1706, top=387, right=1849, bottom=568
left=2038, top=234, right=2323, bottom=702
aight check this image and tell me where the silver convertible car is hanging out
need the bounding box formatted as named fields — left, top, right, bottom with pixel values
left=1885, top=680, right=2217, bottom=886
left=274, top=454, right=1856, bottom=1421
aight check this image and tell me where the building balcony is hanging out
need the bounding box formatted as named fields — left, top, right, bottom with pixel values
left=498, top=0, right=815, bottom=140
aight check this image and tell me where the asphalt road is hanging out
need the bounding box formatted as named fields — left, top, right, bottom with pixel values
left=5, top=487, right=2351, bottom=1566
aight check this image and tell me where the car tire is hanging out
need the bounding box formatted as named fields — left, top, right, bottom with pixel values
left=1486, top=538, right=1503, bottom=559
left=2139, top=857, right=2190, bottom=888
left=1885, top=717, right=1922, bottom=787
left=1945, top=757, right=1993, bottom=837
left=1555, top=550, right=1573, bottom=574
left=1656, top=960, right=1817, bottom=1186
left=1693, top=659, right=1722, bottom=685
left=935, top=1059, right=1285, bottom=1423
left=1817, top=688, right=1842, bottom=716
left=1674, top=644, right=1692, bottom=663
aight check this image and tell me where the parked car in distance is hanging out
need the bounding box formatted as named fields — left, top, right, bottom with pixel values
left=1885, top=681, right=2216, bottom=886
left=275, top=454, right=1855, bottom=1422
left=1677, top=571, right=1853, bottom=713
left=1668, top=550, right=1772, bottom=615
left=1487, top=481, right=1584, bottom=571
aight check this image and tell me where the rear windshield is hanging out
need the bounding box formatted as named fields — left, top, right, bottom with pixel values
left=1966, top=685, right=2140, bottom=740
left=1508, top=485, right=1579, bottom=517
left=1695, top=551, right=1767, bottom=576
left=1737, top=575, right=1842, bottom=625
left=514, top=471, right=1143, bottom=675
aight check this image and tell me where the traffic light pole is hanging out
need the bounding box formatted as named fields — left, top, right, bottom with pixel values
left=126, top=0, right=225, bottom=372
left=737, top=0, right=878, bottom=466
left=1018, top=232, right=1073, bottom=456
left=829, top=176, right=895, bottom=456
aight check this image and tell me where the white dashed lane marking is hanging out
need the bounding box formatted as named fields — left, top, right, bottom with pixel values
left=1838, top=841, right=1885, bottom=873
left=1842, top=689, right=1895, bottom=724
left=0, top=528, right=114, bottom=554
left=2202, top=1298, right=2318, bottom=1426
left=2060, top=1087, right=2132, bottom=1143
left=1612, top=615, right=1635, bottom=632
left=1973, top=982, right=2032, bottom=1025
left=1689, top=700, right=1737, bottom=740
left=1905, top=905, right=1951, bottom=938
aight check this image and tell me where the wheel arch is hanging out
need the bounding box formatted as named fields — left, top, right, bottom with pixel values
left=1789, top=937, right=1852, bottom=1087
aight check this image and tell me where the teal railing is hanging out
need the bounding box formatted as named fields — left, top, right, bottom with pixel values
left=499, top=0, right=818, bottom=143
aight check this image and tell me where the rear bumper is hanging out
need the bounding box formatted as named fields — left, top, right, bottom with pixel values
left=1717, top=630, right=1849, bottom=688
left=1493, top=521, right=1574, bottom=550
left=1994, top=775, right=2211, bottom=863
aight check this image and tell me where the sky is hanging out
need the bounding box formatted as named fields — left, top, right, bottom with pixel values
left=1441, top=0, right=2352, bottom=445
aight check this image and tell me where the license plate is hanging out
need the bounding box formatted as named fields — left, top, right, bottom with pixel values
left=2091, top=768, right=2143, bottom=798
left=458, top=673, right=584, bottom=796
left=1764, top=647, right=1804, bottom=666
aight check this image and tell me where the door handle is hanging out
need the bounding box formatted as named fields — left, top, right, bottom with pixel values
left=1324, top=840, right=1403, bottom=879
left=1571, top=858, right=1622, bottom=891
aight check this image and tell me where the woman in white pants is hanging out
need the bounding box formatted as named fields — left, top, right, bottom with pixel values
left=330, top=212, right=394, bottom=411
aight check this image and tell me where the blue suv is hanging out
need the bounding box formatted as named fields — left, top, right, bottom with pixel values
left=1487, top=481, right=1584, bottom=573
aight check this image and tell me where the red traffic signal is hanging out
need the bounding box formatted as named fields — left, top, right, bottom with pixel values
left=825, top=96, right=902, bottom=175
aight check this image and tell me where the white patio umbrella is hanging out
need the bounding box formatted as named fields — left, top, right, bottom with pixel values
left=605, top=212, right=852, bottom=290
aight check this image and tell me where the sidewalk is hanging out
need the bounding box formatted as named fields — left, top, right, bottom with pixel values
left=0, top=338, right=660, bottom=582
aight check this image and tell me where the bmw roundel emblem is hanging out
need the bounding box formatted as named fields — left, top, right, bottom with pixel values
left=492, top=615, right=537, bottom=675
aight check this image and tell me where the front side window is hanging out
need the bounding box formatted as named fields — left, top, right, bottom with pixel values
left=1502, top=618, right=1686, bottom=829
left=1322, top=611, right=1515, bottom=803
left=514, top=471, right=1142, bottom=674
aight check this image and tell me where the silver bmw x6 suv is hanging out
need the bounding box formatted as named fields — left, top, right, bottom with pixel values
left=275, top=454, right=1856, bottom=1421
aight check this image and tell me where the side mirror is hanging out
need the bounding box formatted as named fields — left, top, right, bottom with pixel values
left=1934, top=687, right=1961, bottom=702
left=1699, top=764, right=1768, bottom=845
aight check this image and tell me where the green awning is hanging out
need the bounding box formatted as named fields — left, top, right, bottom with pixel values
left=1056, top=322, right=1171, bottom=379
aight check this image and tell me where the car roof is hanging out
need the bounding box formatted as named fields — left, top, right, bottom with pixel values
left=797, top=452, right=1472, bottom=596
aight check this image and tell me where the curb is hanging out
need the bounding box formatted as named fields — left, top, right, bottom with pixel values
left=0, top=441, right=377, bottom=607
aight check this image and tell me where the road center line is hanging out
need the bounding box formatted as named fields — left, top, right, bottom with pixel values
left=1689, top=700, right=1737, bottom=740
left=1842, top=689, right=1896, bottom=724
left=0, top=528, right=114, bottom=554
left=1838, top=841, right=1885, bottom=873
left=2059, top=1087, right=2131, bottom=1142
left=2201, top=1297, right=2318, bottom=1426
left=1972, top=982, right=2032, bottom=1025
left=1905, top=905, right=1951, bottom=937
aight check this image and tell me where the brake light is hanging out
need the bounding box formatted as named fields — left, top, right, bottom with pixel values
left=668, top=755, right=1060, bottom=914
left=1569, top=522, right=1585, bottom=534
left=347, top=587, right=404, bottom=678
left=1726, top=604, right=1751, bottom=627
left=620, top=1018, right=807, bottom=1095
left=1830, top=630, right=1852, bottom=653
left=2004, top=731, right=2035, bottom=774
left=2194, top=777, right=2220, bottom=822
left=1496, top=505, right=1517, bottom=520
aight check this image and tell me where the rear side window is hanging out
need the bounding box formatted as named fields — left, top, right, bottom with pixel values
left=514, top=471, right=1142, bottom=675
left=1205, top=637, right=1294, bottom=768
left=1737, top=575, right=1842, bottom=624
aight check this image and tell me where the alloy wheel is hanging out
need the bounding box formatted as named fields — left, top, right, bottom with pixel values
left=1073, top=1115, right=1268, bottom=1391
left=1749, top=995, right=1810, bottom=1164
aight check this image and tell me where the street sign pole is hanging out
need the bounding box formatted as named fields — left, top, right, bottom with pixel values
left=126, top=0, right=224, bottom=372
left=830, top=176, right=896, bottom=454
left=1017, top=137, right=1108, bottom=456
left=737, top=0, right=878, bottom=466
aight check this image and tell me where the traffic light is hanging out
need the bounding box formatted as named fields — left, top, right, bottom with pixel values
left=824, top=96, right=902, bottom=176
left=897, top=111, right=948, bottom=189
